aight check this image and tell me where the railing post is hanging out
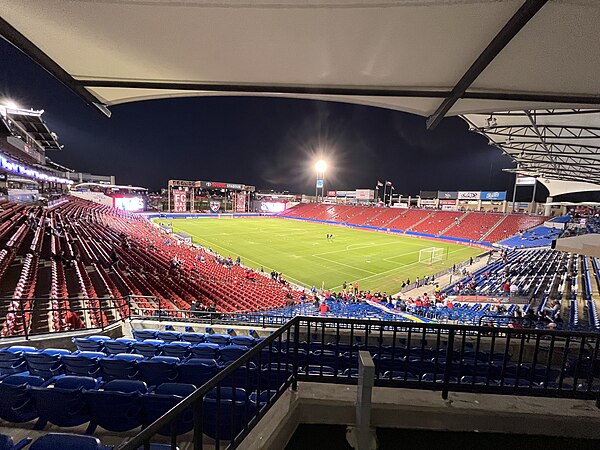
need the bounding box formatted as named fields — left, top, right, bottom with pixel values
left=292, top=319, right=300, bottom=391
left=441, top=328, right=455, bottom=400
left=346, top=351, right=377, bottom=450
left=19, top=298, right=29, bottom=340
left=192, top=397, right=204, bottom=450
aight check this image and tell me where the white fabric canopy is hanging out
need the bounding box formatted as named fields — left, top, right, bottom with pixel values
left=1, top=0, right=599, bottom=118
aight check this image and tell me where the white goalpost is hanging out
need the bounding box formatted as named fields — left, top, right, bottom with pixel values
left=418, top=247, right=445, bottom=265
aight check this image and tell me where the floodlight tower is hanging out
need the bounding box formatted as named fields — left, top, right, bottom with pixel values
left=315, top=160, right=327, bottom=203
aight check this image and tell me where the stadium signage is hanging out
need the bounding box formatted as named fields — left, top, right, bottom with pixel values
left=515, top=175, right=537, bottom=186
left=458, top=191, right=480, bottom=200
left=327, top=190, right=336, bottom=197
left=439, top=199, right=457, bottom=205
left=173, top=191, right=187, bottom=212
left=209, top=200, right=221, bottom=212
left=316, top=179, right=324, bottom=188
left=481, top=191, right=507, bottom=201
left=419, top=190, right=437, bottom=199
left=437, top=191, right=458, bottom=200
left=0, top=155, right=73, bottom=185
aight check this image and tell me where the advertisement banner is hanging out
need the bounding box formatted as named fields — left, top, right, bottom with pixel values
left=420, top=199, right=437, bottom=205
left=236, top=192, right=246, bottom=212
left=356, top=189, right=375, bottom=200
left=439, top=199, right=457, bottom=205
left=316, top=179, right=324, bottom=188
left=327, top=190, right=337, bottom=197
left=437, top=191, right=458, bottom=200
left=481, top=191, right=507, bottom=201
left=173, top=190, right=187, bottom=212
left=441, top=204, right=456, bottom=211
left=458, top=191, right=480, bottom=200
left=516, top=175, right=537, bottom=186
left=420, top=190, right=437, bottom=199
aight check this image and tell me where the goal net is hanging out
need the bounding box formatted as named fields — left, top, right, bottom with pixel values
left=418, top=247, right=445, bottom=265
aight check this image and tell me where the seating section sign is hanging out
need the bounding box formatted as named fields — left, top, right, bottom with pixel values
left=173, top=191, right=187, bottom=212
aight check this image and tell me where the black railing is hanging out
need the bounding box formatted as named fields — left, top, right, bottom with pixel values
left=117, top=316, right=600, bottom=450
left=0, top=297, right=130, bottom=340
left=117, top=318, right=298, bottom=450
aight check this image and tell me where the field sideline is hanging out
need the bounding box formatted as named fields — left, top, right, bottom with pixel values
left=154, top=217, right=482, bottom=294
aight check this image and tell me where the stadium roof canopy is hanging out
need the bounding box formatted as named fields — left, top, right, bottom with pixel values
left=462, top=110, right=600, bottom=196
left=1, top=0, right=600, bottom=129
left=0, top=105, right=61, bottom=152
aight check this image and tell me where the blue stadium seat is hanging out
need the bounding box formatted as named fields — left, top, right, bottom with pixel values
left=161, top=341, right=191, bottom=359
left=0, top=348, right=31, bottom=377
left=205, top=334, right=230, bottom=346
left=137, top=357, right=179, bottom=386
left=85, top=380, right=147, bottom=432
left=202, top=387, right=249, bottom=441
left=222, top=363, right=259, bottom=390
left=260, top=363, right=294, bottom=390
left=190, top=343, right=220, bottom=360
left=30, top=376, right=99, bottom=428
left=99, top=353, right=143, bottom=381
left=156, top=331, right=181, bottom=342
left=132, top=329, right=158, bottom=341
left=132, top=340, right=164, bottom=358
left=72, top=338, right=106, bottom=353
left=29, top=433, right=108, bottom=450
left=231, top=336, right=256, bottom=347
left=62, top=352, right=104, bottom=378
left=103, top=338, right=136, bottom=355
left=25, top=349, right=70, bottom=379
left=220, top=345, right=249, bottom=364
left=0, top=374, right=46, bottom=422
left=0, top=434, right=31, bottom=450
left=178, top=359, right=219, bottom=386
left=180, top=332, right=205, bottom=344
left=142, top=383, right=196, bottom=436
left=381, top=371, right=419, bottom=381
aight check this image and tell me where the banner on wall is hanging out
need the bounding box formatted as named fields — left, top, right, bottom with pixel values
left=173, top=191, right=187, bottom=212
left=481, top=191, right=507, bottom=201
left=458, top=191, right=480, bottom=200
left=420, top=190, right=437, bottom=199
left=327, top=190, right=336, bottom=197
left=439, top=199, right=457, bottom=205
left=437, top=191, right=458, bottom=200
left=516, top=175, right=537, bottom=186
left=236, top=192, right=246, bottom=212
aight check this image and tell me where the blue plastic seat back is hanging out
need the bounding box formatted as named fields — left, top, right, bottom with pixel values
left=0, top=351, right=28, bottom=376
left=103, top=339, right=134, bottom=355
left=219, top=345, right=249, bottom=363
left=137, top=359, right=179, bottom=387
left=222, top=365, right=259, bottom=389
left=6, top=346, right=37, bottom=354
left=132, top=341, right=163, bottom=358
left=205, top=334, right=230, bottom=346
left=180, top=333, right=205, bottom=344
left=178, top=359, right=218, bottom=386
left=162, top=342, right=191, bottom=358
left=156, top=331, right=181, bottom=342
left=103, top=379, right=148, bottom=394
left=72, top=338, right=104, bottom=353
left=132, top=329, right=158, bottom=341
left=0, top=374, right=45, bottom=423
left=231, top=336, right=256, bottom=347
left=25, top=352, right=68, bottom=379
left=30, top=385, right=90, bottom=427
left=99, top=358, right=139, bottom=382
left=142, top=393, right=193, bottom=436
left=30, top=433, right=104, bottom=450
left=62, top=355, right=102, bottom=378
left=202, top=387, right=248, bottom=440
left=84, top=390, right=144, bottom=432
left=189, top=343, right=220, bottom=360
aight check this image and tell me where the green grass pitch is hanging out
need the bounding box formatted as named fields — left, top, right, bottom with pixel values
left=154, top=217, right=483, bottom=294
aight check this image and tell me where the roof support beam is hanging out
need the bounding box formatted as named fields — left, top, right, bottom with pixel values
left=426, top=0, right=548, bottom=130
left=0, top=17, right=111, bottom=117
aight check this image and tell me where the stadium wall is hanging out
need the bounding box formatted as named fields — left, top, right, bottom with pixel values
left=278, top=215, right=494, bottom=249
left=143, top=212, right=271, bottom=219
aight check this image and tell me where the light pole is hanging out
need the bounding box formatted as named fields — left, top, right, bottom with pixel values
left=315, top=160, right=327, bottom=203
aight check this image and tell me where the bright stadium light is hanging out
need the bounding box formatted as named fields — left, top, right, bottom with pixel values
left=4, top=100, right=19, bottom=109
left=315, top=160, right=327, bottom=173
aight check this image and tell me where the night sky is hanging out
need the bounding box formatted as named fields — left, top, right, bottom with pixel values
left=0, top=38, right=534, bottom=198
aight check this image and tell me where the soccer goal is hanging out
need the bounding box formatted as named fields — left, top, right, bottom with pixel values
left=419, top=247, right=445, bottom=265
